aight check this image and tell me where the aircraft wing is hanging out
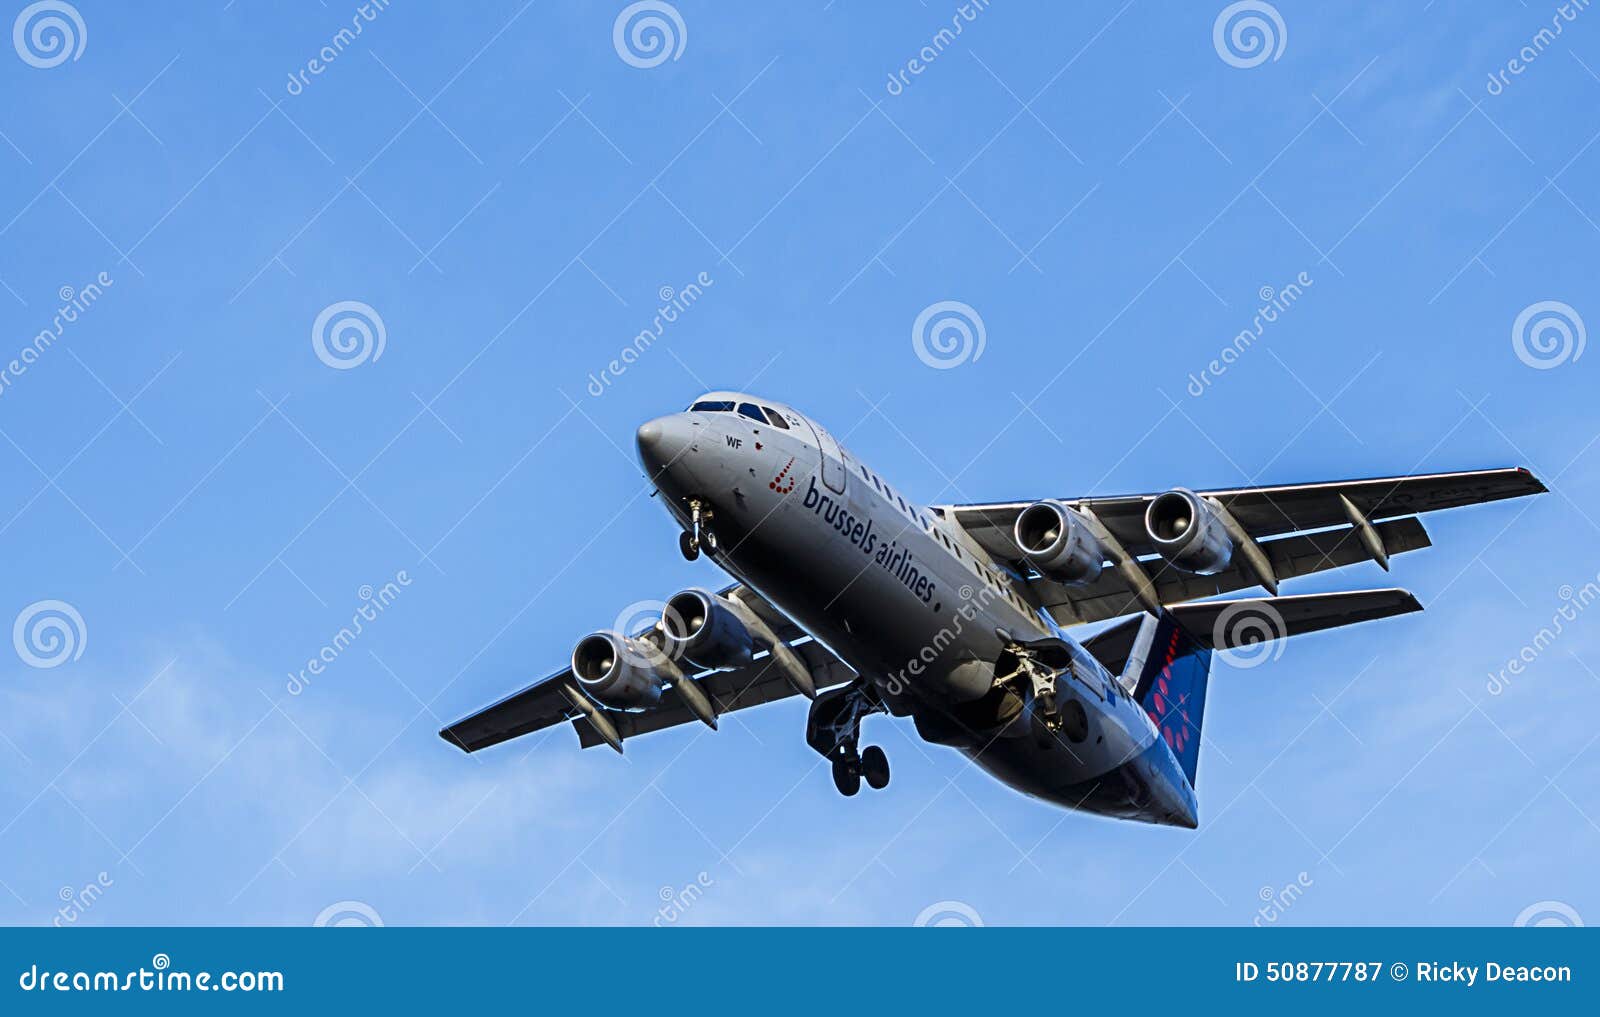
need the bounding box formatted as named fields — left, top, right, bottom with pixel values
left=439, top=584, right=855, bottom=754
left=937, top=468, right=1544, bottom=626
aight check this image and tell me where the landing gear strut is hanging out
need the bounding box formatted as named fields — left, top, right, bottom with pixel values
left=1011, top=648, right=1063, bottom=733
left=998, top=635, right=1092, bottom=741
left=808, top=681, right=890, bottom=797
left=679, top=498, right=718, bottom=561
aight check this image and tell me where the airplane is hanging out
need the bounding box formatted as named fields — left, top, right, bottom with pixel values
left=440, top=391, right=1546, bottom=828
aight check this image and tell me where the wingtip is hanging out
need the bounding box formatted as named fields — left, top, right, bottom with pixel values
left=1519, top=466, right=1550, bottom=495
left=437, top=727, right=474, bottom=754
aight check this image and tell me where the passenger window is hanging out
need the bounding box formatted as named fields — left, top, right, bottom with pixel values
left=762, top=407, right=789, bottom=429
left=738, top=403, right=767, bottom=423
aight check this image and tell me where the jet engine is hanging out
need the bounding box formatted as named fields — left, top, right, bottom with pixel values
left=571, top=631, right=668, bottom=710
left=663, top=589, right=754, bottom=671
left=1013, top=500, right=1108, bottom=585
left=1144, top=488, right=1234, bottom=575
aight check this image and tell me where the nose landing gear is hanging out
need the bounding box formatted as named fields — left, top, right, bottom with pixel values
left=679, top=498, right=718, bottom=561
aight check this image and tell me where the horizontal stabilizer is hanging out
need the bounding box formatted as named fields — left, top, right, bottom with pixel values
left=1084, top=588, right=1421, bottom=673
left=1174, top=588, right=1422, bottom=651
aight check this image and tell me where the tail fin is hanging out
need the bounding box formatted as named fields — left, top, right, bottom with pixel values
left=1121, top=611, right=1212, bottom=787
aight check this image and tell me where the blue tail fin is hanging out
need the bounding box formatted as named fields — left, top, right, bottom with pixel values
left=1126, top=612, right=1212, bottom=787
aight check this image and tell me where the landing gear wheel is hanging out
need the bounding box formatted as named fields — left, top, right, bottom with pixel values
left=703, top=527, right=718, bottom=552
left=860, top=745, right=890, bottom=790
left=678, top=531, right=700, bottom=561
left=831, top=754, right=861, bottom=797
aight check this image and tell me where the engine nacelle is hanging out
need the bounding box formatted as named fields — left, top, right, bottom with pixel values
left=1013, top=500, right=1108, bottom=585
left=663, top=589, right=754, bottom=671
left=1144, top=488, right=1234, bottom=575
left=571, top=631, right=668, bottom=710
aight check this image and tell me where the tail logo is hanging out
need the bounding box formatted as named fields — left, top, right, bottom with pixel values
left=1146, top=627, right=1194, bottom=755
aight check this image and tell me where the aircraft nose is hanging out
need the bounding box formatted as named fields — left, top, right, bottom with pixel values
left=636, top=414, right=694, bottom=477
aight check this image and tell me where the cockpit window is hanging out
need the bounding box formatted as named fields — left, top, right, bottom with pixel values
left=689, top=400, right=734, bottom=413
left=737, top=403, right=767, bottom=423
left=762, top=406, right=789, bottom=429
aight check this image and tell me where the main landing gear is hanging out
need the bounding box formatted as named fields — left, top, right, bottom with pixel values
left=678, top=498, right=718, bottom=561
left=1000, top=636, right=1088, bottom=742
left=831, top=744, right=890, bottom=796
left=807, top=681, right=890, bottom=797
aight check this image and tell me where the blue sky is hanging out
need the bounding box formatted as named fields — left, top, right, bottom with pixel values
left=0, top=0, right=1597, bottom=926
